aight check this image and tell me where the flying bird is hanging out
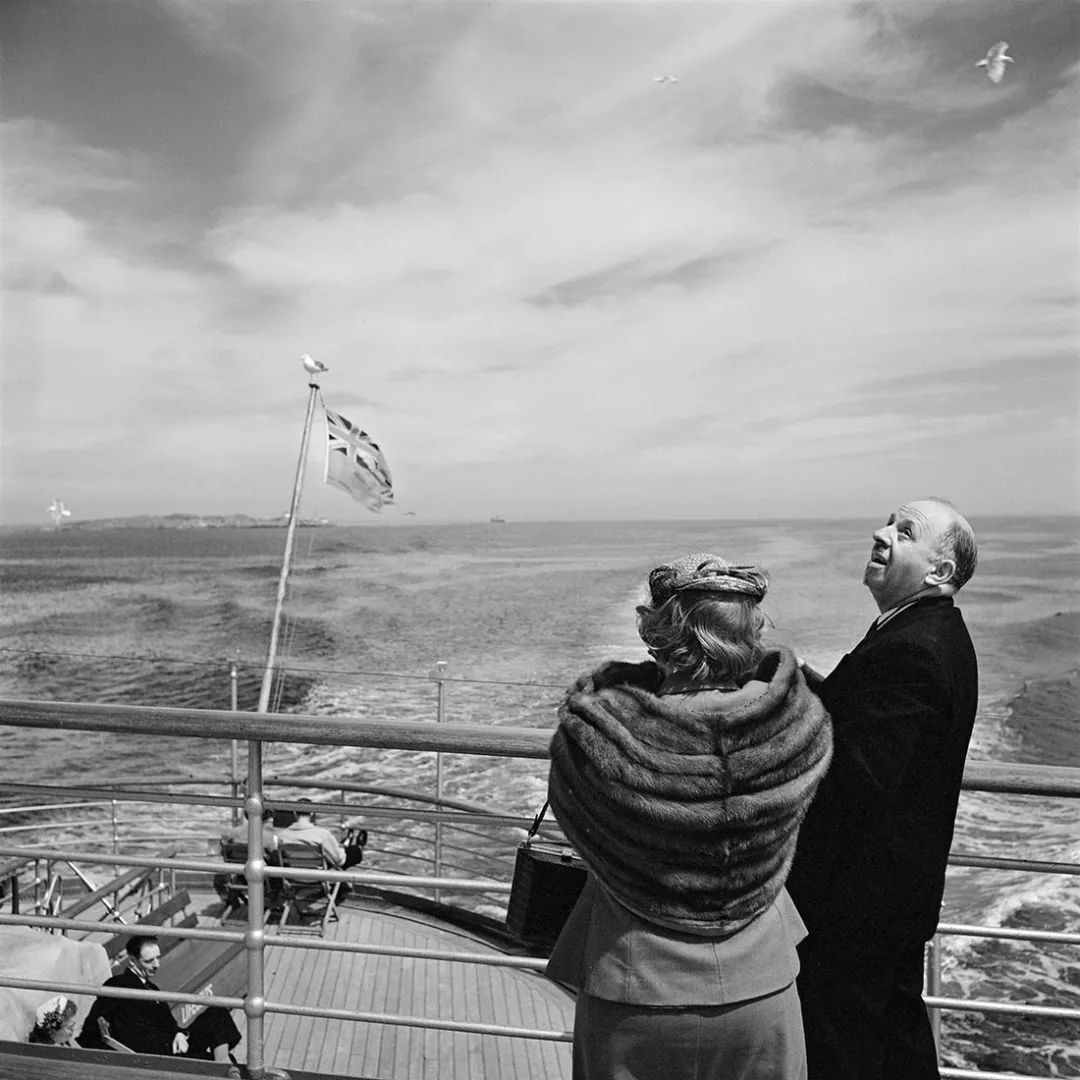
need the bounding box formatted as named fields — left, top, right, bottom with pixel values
left=47, top=499, right=71, bottom=528
left=653, top=74, right=679, bottom=85
left=301, top=354, right=329, bottom=375
left=976, top=41, right=1014, bottom=83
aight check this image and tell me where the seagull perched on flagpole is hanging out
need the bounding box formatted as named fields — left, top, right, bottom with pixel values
left=976, top=41, right=1014, bottom=83
left=301, top=354, right=329, bottom=375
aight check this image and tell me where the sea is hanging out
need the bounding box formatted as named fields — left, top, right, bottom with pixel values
left=0, top=516, right=1077, bottom=1076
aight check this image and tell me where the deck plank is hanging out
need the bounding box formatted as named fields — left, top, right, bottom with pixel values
left=256, top=901, right=573, bottom=1079
left=308, top=936, right=339, bottom=1074
left=352, top=918, right=387, bottom=1080
left=405, top=933, right=428, bottom=1080
left=373, top=927, right=403, bottom=1080
left=358, top=928, right=391, bottom=1080
left=462, top=957, right=487, bottom=1080
left=332, top=918, right=367, bottom=1076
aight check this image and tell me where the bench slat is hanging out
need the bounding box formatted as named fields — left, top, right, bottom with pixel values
left=103, top=891, right=194, bottom=959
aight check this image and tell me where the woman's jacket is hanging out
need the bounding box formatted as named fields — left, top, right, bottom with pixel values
left=547, top=646, right=832, bottom=937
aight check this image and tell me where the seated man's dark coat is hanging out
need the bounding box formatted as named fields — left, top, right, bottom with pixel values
left=79, top=969, right=239, bottom=1058
left=80, top=968, right=179, bottom=1054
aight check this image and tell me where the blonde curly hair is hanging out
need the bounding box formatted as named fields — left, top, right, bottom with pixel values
left=636, top=590, right=766, bottom=685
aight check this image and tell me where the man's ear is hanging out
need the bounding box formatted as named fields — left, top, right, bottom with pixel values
left=925, top=558, right=956, bottom=589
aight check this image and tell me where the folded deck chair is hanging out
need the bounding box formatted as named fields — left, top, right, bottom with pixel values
left=97, top=1016, right=135, bottom=1053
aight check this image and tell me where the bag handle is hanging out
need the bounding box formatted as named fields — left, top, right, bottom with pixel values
left=526, top=800, right=549, bottom=841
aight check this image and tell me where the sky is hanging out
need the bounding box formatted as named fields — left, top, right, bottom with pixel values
left=1, top=0, right=1078, bottom=526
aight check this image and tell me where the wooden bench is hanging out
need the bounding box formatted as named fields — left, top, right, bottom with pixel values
left=103, top=890, right=199, bottom=961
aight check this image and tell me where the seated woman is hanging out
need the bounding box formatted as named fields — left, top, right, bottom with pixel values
left=546, top=552, right=833, bottom=1080
left=29, top=995, right=79, bottom=1047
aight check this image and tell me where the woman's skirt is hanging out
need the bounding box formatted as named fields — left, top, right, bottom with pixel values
left=572, top=981, right=806, bottom=1080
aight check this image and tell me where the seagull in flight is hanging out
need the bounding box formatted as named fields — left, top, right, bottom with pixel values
left=301, top=354, right=329, bottom=375
left=976, top=41, right=1014, bottom=83
left=47, top=499, right=71, bottom=527
left=653, top=74, right=679, bottom=85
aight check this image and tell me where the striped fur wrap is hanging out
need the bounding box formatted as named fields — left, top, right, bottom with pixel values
left=547, top=646, right=832, bottom=936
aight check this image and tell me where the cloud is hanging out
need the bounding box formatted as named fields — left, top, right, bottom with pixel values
left=1, top=0, right=1076, bottom=522
left=526, top=242, right=775, bottom=308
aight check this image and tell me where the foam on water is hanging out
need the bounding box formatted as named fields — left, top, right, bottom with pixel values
left=1, top=517, right=1077, bottom=1075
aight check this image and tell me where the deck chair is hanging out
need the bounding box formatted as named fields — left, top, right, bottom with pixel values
left=218, top=840, right=250, bottom=911
left=219, top=840, right=285, bottom=917
left=278, top=842, right=339, bottom=936
left=96, top=1016, right=135, bottom=1053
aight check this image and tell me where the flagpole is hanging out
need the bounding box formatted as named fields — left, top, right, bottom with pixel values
left=257, top=377, right=320, bottom=716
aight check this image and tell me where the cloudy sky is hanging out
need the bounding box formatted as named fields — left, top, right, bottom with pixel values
left=1, top=0, right=1077, bottom=525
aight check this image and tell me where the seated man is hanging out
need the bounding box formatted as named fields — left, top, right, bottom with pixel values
left=221, top=806, right=279, bottom=853
left=282, top=799, right=362, bottom=902
left=78, top=935, right=240, bottom=1063
left=216, top=807, right=284, bottom=908
left=281, top=800, right=348, bottom=867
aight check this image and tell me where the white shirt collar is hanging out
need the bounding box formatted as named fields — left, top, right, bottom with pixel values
left=873, top=595, right=930, bottom=630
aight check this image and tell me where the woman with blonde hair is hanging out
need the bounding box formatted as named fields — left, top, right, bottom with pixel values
left=546, top=552, right=832, bottom=1080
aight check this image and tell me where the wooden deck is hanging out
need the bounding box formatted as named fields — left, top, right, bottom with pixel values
left=250, top=899, right=574, bottom=1080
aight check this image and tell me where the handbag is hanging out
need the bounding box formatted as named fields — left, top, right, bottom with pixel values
left=505, top=800, right=589, bottom=948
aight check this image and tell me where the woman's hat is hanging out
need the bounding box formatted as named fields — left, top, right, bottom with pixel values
left=34, top=994, right=71, bottom=1031
left=648, top=552, right=768, bottom=603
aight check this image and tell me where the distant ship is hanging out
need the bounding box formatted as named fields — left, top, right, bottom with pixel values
left=489, top=515, right=507, bottom=524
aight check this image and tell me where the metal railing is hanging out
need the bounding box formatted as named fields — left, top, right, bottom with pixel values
left=1, top=690, right=1078, bottom=1080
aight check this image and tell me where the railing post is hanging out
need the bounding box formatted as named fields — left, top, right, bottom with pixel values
left=230, top=659, right=241, bottom=827
left=432, top=660, right=449, bottom=903
left=926, top=935, right=943, bottom=1055
left=244, top=740, right=268, bottom=1078
left=111, top=800, right=119, bottom=856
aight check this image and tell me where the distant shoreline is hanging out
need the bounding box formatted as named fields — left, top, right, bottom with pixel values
left=1, top=512, right=1077, bottom=534
left=13, top=513, right=333, bottom=532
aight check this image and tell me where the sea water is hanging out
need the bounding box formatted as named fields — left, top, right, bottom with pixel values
left=1, top=517, right=1077, bottom=1075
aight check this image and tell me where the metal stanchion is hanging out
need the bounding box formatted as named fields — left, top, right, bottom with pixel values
left=432, top=660, right=449, bottom=903
left=244, top=741, right=268, bottom=1078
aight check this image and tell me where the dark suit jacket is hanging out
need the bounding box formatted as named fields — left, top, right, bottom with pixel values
left=786, top=595, right=978, bottom=956
left=79, top=968, right=179, bottom=1054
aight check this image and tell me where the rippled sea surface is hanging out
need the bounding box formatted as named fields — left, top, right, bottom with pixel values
left=1, top=517, right=1077, bottom=1075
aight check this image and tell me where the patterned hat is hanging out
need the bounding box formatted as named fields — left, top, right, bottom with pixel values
left=34, top=994, right=71, bottom=1032
left=648, top=552, right=768, bottom=603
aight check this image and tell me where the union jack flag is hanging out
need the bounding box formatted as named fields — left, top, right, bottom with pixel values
left=323, top=405, right=395, bottom=512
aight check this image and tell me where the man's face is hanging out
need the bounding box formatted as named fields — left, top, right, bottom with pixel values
left=863, top=500, right=952, bottom=612
left=131, top=943, right=162, bottom=980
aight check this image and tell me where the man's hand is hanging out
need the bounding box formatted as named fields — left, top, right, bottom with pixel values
left=797, top=657, right=826, bottom=692
left=173, top=1031, right=189, bottom=1055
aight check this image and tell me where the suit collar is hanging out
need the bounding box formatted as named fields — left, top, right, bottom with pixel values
left=859, top=594, right=954, bottom=646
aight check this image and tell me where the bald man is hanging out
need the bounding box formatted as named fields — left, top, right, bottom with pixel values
left=787, top=498, right=979, bottom=1080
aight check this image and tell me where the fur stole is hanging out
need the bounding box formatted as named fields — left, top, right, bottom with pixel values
left=547, top=646, right=832, bottom=936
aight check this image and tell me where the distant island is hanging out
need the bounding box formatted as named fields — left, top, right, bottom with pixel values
left=60, top=513, right=333, bottom=531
